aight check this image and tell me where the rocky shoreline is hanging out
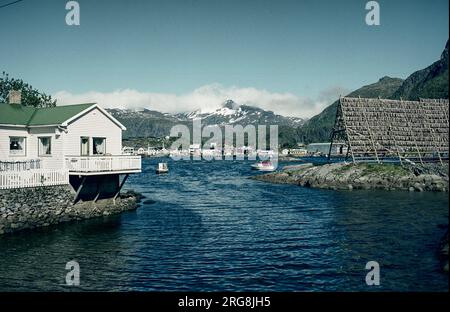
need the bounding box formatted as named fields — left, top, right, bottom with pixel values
left=252, top=162, right=449, bottom=192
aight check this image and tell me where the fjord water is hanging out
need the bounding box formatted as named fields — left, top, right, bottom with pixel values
left=0, top=158, right=448, bottom=291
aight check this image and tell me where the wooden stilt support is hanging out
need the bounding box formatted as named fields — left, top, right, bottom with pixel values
left=93, top=177, right=101, bottom=203
left=401, top=99, right=423, bottom=165
left=113, top=174, right=129, bottom=205
left=327, top=99, right=343, bottom=163
left=389, top=125, right=403, bottom=165
left=336, top=97, right=356, bottom=163
left=360, top=97, right=380, bottom=163
left=73, top=176, right=86, bottom=204
left=344, top=144, right=350, bottom=161
left=328, top=132, right=335, bottom=163
left=94, top=190, right=101, bottom=203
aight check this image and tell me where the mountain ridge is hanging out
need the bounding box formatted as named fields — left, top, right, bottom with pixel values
left=107, top=100, right=306, bottom=140
left=297, top=40, right=449, bottom=144
left=392, top=40, right=449, bottom=100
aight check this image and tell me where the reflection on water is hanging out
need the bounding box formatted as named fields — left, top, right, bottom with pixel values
left=0, top=158, right=448, bottom=291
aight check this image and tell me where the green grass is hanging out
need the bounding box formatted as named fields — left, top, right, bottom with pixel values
left=360, top=163, right=409, bottom=176
left=332, top=163, right=410, bottom=176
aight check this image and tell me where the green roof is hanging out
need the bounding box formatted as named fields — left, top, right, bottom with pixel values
left=28, top=103, right=95, bottom=126
left=0, top=103, right=95, bottom=126
left=0, top=104, right=36, bottom=125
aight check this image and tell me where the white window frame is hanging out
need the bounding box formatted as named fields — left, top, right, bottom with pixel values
left=93, top=137, right=106, bottom=155
left=38, top=136, right=52, bottom=156
left=80, top=137, right=90, bottom=156
left=9, top=136, right=27, bottom=157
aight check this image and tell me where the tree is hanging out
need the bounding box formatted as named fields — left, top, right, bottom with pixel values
left=0, top=72, right=56, bottom=108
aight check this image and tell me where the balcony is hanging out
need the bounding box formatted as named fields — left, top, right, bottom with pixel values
left=0, top=156, right=141, bottom=189
left=65, top=155, right=142, bottom=175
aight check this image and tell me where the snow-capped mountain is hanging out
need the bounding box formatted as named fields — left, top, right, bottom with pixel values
left=107, top=100, right=305, bottom=139
left=174, top=100, right=305, bottom=127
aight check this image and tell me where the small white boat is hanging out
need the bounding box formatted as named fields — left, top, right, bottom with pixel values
left=251, top=160, right=275, bottom=171
left=156, top=162, right=169, bottom=174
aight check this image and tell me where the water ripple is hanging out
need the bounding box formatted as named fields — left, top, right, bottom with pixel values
left=0, top=158, right=448, bottom=291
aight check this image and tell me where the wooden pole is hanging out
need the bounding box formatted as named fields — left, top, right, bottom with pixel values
left=338, top=97, right=356, bottom=163
left=113, top=174, right=129, bottom=205
left=73, top=176, right=86, bottom=204
left=360, top=97, right=380, bottom=163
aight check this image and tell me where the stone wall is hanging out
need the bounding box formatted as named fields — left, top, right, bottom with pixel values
left=0, top=185, right=140, bottom=235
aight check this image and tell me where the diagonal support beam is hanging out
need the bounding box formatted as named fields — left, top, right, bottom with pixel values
left=113, top=174, right=129, bottom=205
left=337, top=98, right=356, bottom=163
left=73, top=176, right=86, bottom=204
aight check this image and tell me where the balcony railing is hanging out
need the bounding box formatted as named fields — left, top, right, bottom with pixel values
left=0, top=159, right=42, bottom=172
left=0, top=169, right=69, bottom=190
left=65, top=155, right=142, bottom=174
left=0, top=156, right=141, bottom=189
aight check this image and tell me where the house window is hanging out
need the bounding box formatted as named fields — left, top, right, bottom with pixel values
left=80, top=137, right=90, bottom=156
left=93, top=137, right=106, bottom=155
left=9, top=137, right=26, bottom=156
left=38, top=137, right=52, bottom=156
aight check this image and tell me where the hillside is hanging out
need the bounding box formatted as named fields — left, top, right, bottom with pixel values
left=107, top=108, right=181, bottom=139
left=392, top=41, right=448, bottom=100
left=297, top=77, right=404, bottom=143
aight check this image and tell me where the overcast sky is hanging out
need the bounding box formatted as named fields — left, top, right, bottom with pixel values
left=1, top=0, right=448, bottom=117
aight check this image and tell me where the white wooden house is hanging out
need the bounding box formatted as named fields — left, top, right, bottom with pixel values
left=0, top=94, right=141, bottom=201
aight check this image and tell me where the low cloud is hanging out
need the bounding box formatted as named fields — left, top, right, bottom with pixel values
left=53, top=84, right=349, bottom=118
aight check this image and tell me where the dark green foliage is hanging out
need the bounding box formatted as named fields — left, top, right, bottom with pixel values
left=122, top=136, right=176, bottom=149
left=416, top=69, right=449, bottom=99
left=120, top=117, right=179, bottom=139
left=278, top=125, right=301, bottom=148
left=0, top=72, right=56, bottom=108
left=106, top=108, right=185, bottom=139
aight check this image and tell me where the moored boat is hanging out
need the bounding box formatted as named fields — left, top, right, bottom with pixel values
left=156, top=162, right=169, bottom=174
left=251, top=160, right=275, bottom=171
